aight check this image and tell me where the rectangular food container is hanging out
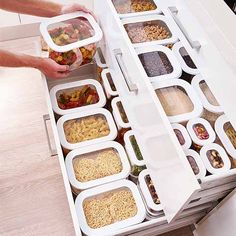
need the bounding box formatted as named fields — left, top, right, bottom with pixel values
left=152, top=79, right=203, bottom=123
left=75, top=179, right=146, bottom=236
left=57, top=108, right=117, bottom=151
left=50, top=79, right=106, bottom=116
left=65, top=141, right=130, bottom=193
left=136, top=45, right=182, bottom=82
left=122, top=15, right=178, bottom=47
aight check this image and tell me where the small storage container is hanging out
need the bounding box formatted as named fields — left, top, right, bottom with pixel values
left=50, top=79, right=106, bottom=116
left=200, top=143, right=231, bottom=175
left=57, top=108, right=117, bottom=151
left=75, top=179, right=146, bottom=236
left=136, top=45, right=182, bottom=82
left=153, top=79, right=203, bottom=123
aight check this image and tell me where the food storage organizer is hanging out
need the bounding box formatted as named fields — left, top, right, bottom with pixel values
left=172, top=123, right=192, bottom=150
left=75, top=179, right=146, bottom=236
left=40, top=12, right=103, bottom=69
left=122, top=15, right=178, bottom=47
left=184, top=149, right=206, bottom=179
left=111, top=0, right=162, bottom=18
left=187, top=118, right=216, bottom=147
left=50, top=79, right=106, bottom=116
left=57, top=108, right=117, bottom=151
left=65, top=141, right=130, bottom=192
left=111, top=97, right=131, bottom=129
left=153, top=79, right=203, bottom=123
left=200, top=143, right=231, bottom=175
left=136, top=45, right=182, bottom=82
left=172, top=42, right=199, bottom=75
left=215, top=115, right=236, bottom=160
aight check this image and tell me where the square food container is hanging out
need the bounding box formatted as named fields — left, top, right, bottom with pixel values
left=153, top=79, right=203, bottom=123
left=57, top=108, right=117, bottom=151
left=65, top=141, right=130, bottom=192
left=172, top=123, right=192, bottom=150
left=184, top=149, right=206, bottom=179
left=50, top=79, right=106, bottom=116
left=200, top=143, right=231, bottom=175
left=136, top=45, right=182, bottom=82
left=122, top=15, right=178, bottom=47
left=75, top=179, right=146, bottom=236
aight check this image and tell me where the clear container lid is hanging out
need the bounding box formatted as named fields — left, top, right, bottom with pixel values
left=65, top=141, right=130, bottom=191
left=187, top=118, right=216, bottom=146
left=50, top=79, right=106, bottom=116
left=153, top=79, right=203, bottom=123
left=136, top=45, right=182, bottom=82
left=75, top=179, right=146, bottom=235
left=57, top=108, right=117, bottom=150
left=40, top=12, right=103, bottom=52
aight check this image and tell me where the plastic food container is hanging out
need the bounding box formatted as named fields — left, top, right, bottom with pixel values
left=50, top=79, right=106, bottom=116
left=40, top=12, right=103, bottom=70
left=187, top=118, right=216, bottom=147
left=111, top=97, right=131, bottom=129
left=200, top=143, right=231, bottom=175
left=57, top=108, right=117, bottom=151
left=184, top=149, right=206, bottom=179
left=172, top=123, right=192, bottom=150
left=153, top=79, right=203, bottom=123
left=65, top=141, right=130, bottom=192
left=191, top=75, right=223, bottom=114
left=122, top=15, right=178, bottom=47
left=136, top=45, right=182, bottom=82
left=172, top=42, right=199, bottom=75
left=75, top=179, right=146, bottom=236
left=112, top=0, right=161, bottom=18
left=215, top=115, right=236, bottom=160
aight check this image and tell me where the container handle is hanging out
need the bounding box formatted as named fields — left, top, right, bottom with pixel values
left=43, top=114, right=58, bottom=157
left=114, top=49, right=138, bottom=93
left=168, top=6, right=201, bottom=50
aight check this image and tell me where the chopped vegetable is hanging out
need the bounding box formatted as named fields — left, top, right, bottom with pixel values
left=130, top=136, right=143, bottom=161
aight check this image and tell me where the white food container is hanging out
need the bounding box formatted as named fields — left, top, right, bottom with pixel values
left=65, top=141, right=130, bottom=192
left=111, top=97, right=131, bottom=129
left=50, top=79, right=106, bottom=116
left=75, top=179, right=146, bottom=236
left=57, top=108, right=117, bottom=151
left=94, top=50, right=107, bottom=68
left=153, top=79, right=203, bottom=123
left=172, top=123, right=192, bottom=150
left=136, top=45, right=182, bottom=82
left=191, top=75, right=223, bottom=113
left=215, top=115, right=236, bottom=160
left=187, top=118, right=216, bottom=146
left=172, top=42, right=199, bottom=75
left=184, top=149, right=206, bottom=179
left=122, top=15, right=178, bottom=47
left=200, top=143, right=231, bottom=175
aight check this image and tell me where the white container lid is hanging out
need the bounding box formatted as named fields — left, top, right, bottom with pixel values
left=184, top=149, right=206, bottom=180
left=172, top=123, right=192, bottom=150
left=187, top=118, right=216, bottom=146
left=135, top=45, right=182, bottom=82
left=138, top=169, right=163, bottom=213
left=153, top=79, right=203, bottom=123
left=215, top=115, right=236, bottom=159
left=172, top=42, right=199, bottom=75
left=122, top=15, right=178, bottom=47
left=57, top=108, right=117, bottom=150
left=40, top=12, right=103, bottom=52
left=65, top=141, right=130, bottom=191
left=191, top=74, right=223, bottom=113
left=200, top=143, right=231, bottom=175
left=50, top=79, right=106, bottom=116
left=124, top=130, right=145, bottom=166
left=111, top=97, right=131, bottom=129
left=75, top=179, right=146, bottom=236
